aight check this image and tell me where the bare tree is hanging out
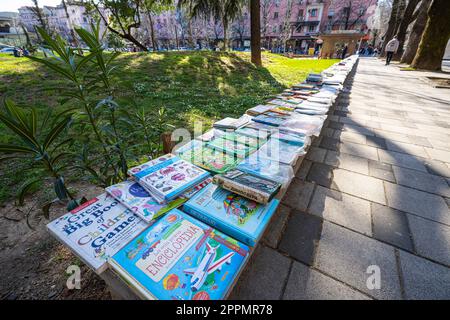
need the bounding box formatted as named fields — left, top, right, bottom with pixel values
left=330, top=0, right=376, bottom=31
left=261, top=0, right=274, bottom=49
left=392, top=0, right=421, bottom=60
left=279, top=0, right=293, bottom=52
left=380, top=0, right=403, bottom=56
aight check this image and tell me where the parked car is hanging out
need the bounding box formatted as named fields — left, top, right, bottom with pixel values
left=0, top=47, right=15, bottom=54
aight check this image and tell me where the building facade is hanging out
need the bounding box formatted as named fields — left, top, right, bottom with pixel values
left=17, top=0, right=377, bottom=52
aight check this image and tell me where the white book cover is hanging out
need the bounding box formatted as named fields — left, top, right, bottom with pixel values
left=128, top=154, right=210, bottom=202
left=46, top=193, right=148, bottom=274
left=105, top=181, right=186, bottom=224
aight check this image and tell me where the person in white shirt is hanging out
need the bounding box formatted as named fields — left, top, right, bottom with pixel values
left=385, top=36, right=400, bottom=65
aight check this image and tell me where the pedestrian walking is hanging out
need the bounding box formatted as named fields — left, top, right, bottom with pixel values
left=341, top=45, right=348, bottom=59
left=385, top=36, right=399, bottom=65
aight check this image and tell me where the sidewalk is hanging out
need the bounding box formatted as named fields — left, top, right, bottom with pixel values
left=231, top=57, right=450, bottom=300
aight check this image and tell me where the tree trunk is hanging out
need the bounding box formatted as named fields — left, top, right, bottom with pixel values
left=147, top=12, right=158, bottom=51
left=411, top=0, right=450, bottom=70
left=222, top=19, right=229, bottom=51
left=250, top=0, right=262, bottom=66
left=401, top=0, right=431, bottom=64
left=122, top=32, right=149, bottom=51
left=393, top=0, right=420, bottom=60
left=62, top=0, right=82, bottom=54
left=381, top=0, right=402, bottom=56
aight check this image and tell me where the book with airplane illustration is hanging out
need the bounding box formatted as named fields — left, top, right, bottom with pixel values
left=183, top=184, right=279, bottom=246
left=128, top=154, right=210, bottom=204
left=47, top=193, right=148, bottom=274
left=108, top=208, right=250, bottom=300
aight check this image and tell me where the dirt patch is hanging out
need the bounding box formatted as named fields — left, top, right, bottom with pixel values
left=0, top=183, right=112, bottom=300
left=427, top=76, right=450, bottom=89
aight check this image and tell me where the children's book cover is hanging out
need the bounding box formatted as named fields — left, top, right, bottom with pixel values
left=237, top=155, right=295, bottom=187
left=109, top=209, right=249, bottom=300
left=47, top=193, right=148, bottom=274
left=220, top=132, right=264, bottom=148
left=106, top=181, right=188, bottom=223
left=256, top=138, right=304, bottom=165
left=252, top=115, right=285, bottom=127
left=270, top=131, right=308, bottom=146
left=129, top=154, right=210, bottom=202
left=235, top=127, right=271, bottom=140
left=214, top=169, right=281, bottom=204
left=245, top=121, right=278, bottom=132
left=179, top=146, right=240, bottom=174
left=207, top=137, right=257, bottom=158
left=183, top=184, right=279, bottom=246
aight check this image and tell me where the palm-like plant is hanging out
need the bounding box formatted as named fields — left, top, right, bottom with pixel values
left=0, top=99, right=81, bottom=225
left=178, top=0, right=245, bottom=50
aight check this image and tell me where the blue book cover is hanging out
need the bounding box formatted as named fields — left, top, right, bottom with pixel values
left=109, top=209, right=249, bottom=300
left=183, top=184, right=279, bottom=246
left=252, top=115, right=285, bottom=127
left=128, top=154, right=210, bottom=202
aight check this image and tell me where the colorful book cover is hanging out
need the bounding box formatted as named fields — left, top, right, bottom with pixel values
left=235, top=127, right=271, bottom=140
left=270, top=131, right=308, bottom=146
left=207, top=137, right=257, bottom=159
left=109, top=209, right=250, bottom=300
left=256, top=138, right=305, bottom=165
left=246, top=104, right=273, bottom=116
left=47, top=193, right=147, bottom=274
left=179, top=146, right=240, bottom=174
left=244, top=121, right=278, bottom=132
left=237, top=155, right=295, bottom=188
left=220, top=132, right=264, bottom=148
left=213, top=169, right=281, bottom=204
left=129, top=154, right=210, bottom=202
left=252, top=115, right=285, bottom=127
left=183, top=184, right=279, bottom=246
left=213, top=116, right=249, bottom=130
left=105, top=178, right=212, bottom=224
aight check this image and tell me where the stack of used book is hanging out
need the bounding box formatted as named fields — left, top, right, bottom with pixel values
left=46, top=55, right=360, bottom=300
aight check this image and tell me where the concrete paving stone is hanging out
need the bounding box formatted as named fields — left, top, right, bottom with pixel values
left=425, top=147, right=450, bottom=164
left=384, top=181, right=450, bottom=225
left=283, top=262, right=371, bottom=300
left=306, top=146, right=327, bottom=163
left=321, top=127, right=336, bottom=138
left=320, top=137, right=340, bottom=151
left=392, top=166, right=450, bottom=197
left=343, top=124, right=376, bottom=137
left=374, top=129, right=412, bottom=144
left=434, top=120, right=450, bottom=129
left=332, top=168, right=386, bottom=204
left=336, top=131, right=367, bottom=144
left=262, top=204, right=291, bottom=249
left=427, top=138, right=450, bottom=152
left=371, top=203, right=413, bottom=251
left=309, top=185, right=372, bottom=235
left=399, top=250, right=450, bottom=300
left=334, top=110, right=349, bottom=117
left=229, top=246, right=292, bottom=300
left=408, top=135, right=433, bottom=148
left=306, top=162, right=335, bottom=188
left=315, top=221, right=402, bottom=299
left=296, top=159, right=312, bottom=180
left=278, top=211, right=323, bottom=266
left=366, top=136, right=387, bottom=149
left=423, top=159, right=450, bottom=178
left=311, top=136, right=322, bottom=147
left=385, top=141, right=429, bottom=159
left=407, top=214, right=450, bottom=266
left=378, top=149, right=427, bottom=172
left=367, top=160, right=396, bottom=182
left=282, top=178, right=315, bottom=211
left=340, top=141, right=379, bottom=161
left=325, top=150, right=369, bottom=175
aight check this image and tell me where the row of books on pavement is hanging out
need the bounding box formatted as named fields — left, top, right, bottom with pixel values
left=47, top=55, right=358, bottom=300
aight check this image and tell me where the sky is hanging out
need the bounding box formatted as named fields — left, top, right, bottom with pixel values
left=0, top=0, right=62, bottom=12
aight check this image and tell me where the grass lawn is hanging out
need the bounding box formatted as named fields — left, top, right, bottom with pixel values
left=0, top=51, right=338, bottom=204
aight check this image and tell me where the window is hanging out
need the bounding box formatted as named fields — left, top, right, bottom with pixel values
left=298, top=9, right=304, bottom=19
left=310, top=8, right=318, bottom=17
left=308, top=25, right=316, bottom=32
left=272, top=25, right=277, bottom=33
left=274, top=12, right=279, bottom=19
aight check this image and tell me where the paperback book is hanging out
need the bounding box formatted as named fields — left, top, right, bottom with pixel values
left=213, top=169, right=281, bottom=204
left=220, top=132, right=264, bottom=148
left=237, top=154, right=295, bottom=188
left=252, top=115, right=285, bottom=127
left=47, top=193, right=147, bottom=274
left=235, top=126, right=271, bottom=140
left=109, top=208, right=250, bottom=300
left=179, top=146, right=240, bottom=174
left=183, top=184, right=279, bottom=246
left=256, top=138, right=305, bottom=166
left=213, top=116, right=250, bottom=130
left=246, top=104, right=274, bottom=116
left=106, top=178, right=212, bottom=224
left=128, top=154, right=210, bottom=203
left=207, top=137, right=257, bottom=159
